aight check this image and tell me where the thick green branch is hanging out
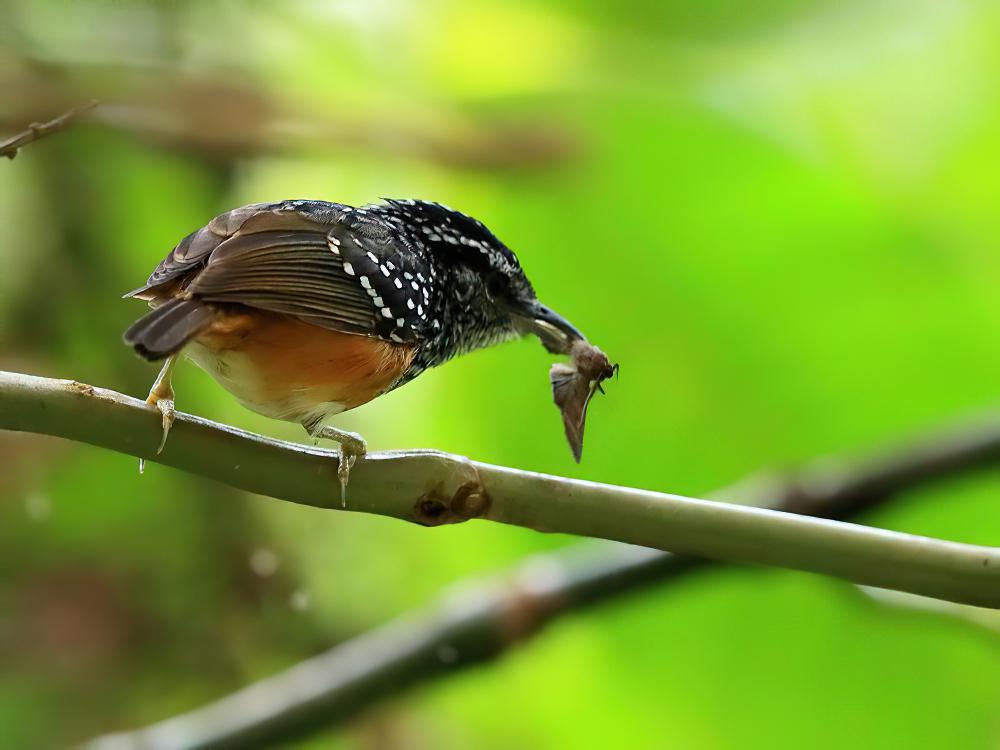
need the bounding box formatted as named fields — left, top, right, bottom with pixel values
left=3, top=370, right=1000, bottom=609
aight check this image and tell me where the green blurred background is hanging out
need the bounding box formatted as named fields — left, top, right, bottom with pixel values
left=4, top=0, right=1000, bottom=747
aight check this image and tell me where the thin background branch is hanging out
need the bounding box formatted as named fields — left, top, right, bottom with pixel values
left=0, top=69, right=576, bottom=170
left=0, top=100, right=98, bottom=159
left=81, top=406, right=1000, bottom=750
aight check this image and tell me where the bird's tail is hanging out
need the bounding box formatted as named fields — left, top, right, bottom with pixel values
left=123, top=298, right=216, bottom=361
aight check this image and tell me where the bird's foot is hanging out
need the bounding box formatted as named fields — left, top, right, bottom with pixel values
left=148, top=391, right=175, bottom=454
left=140, top=357, right=178, bottom=474
left=313, top=426, right=367, bottom=507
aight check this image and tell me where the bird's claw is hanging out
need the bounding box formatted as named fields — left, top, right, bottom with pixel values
left=337, top=453, right=353, bottom=506
left=141, top=382, right=175, bottom=474
left=154, top=398, right=175, bottom=454
left=335, top=433, right=366, bottom=508
left=311, top=426, right=367, bottom=507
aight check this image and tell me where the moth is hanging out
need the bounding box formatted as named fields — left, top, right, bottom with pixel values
left=549, top=340, right=617, bottom=462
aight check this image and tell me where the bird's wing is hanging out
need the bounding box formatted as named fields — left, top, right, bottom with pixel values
left=131, top=200, right=435, bottom=343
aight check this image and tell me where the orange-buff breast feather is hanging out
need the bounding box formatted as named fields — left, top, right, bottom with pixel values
left=186, top=311, right=416, bottom=424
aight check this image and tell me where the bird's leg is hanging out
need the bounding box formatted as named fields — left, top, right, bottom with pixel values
left=140, top=355, right=178, bottom=473
left=306, top=422, right=367, bottom=507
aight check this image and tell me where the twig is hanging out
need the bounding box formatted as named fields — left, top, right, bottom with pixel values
left=77, top=404, right=1000, bottom=749
left=0, top=100, right=98, bottom=160
left=1, top=70, right=574, bottom=169
left=3, top=370, right=999, bottom=610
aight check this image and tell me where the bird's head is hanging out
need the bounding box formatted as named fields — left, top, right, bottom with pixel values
left=381, top=199, right=584, bottom=353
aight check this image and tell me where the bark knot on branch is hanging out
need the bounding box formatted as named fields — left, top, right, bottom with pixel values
left=415, top=480, right=490, bottom=525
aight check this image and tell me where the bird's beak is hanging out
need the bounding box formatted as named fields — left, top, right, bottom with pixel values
left=510, top=299, right=585, bottom=354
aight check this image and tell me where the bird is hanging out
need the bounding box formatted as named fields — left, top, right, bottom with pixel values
left=123, top=198, right=588, bottom=500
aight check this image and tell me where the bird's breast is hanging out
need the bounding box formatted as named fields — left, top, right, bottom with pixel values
left=185, top=311, right=416, bottom=426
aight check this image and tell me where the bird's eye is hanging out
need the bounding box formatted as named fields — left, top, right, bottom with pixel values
left=485, top=274, right=505, bottom=299
left=453, top=276, right=474, bottom=303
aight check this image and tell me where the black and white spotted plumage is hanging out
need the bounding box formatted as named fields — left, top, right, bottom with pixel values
left=127, top=197, right=559, bottom=390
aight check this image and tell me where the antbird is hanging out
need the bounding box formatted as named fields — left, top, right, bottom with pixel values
left=124, top=199, right=589, bottom=500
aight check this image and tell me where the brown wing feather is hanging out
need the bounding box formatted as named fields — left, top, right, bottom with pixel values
left=189, top=230, right=376, bottom=333
left=127, top=202, right=383, bottom=338
left=126, top=200, right=433, bottom=352
left=127, top=203, right=341, bottom=296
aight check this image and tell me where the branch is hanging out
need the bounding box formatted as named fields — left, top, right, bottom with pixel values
left=77, top=402, right=1000, bottom=750
left=3, top=370, right=1000, bottom=608
left=0, top=100, right=98, bottom=159
left=2, top=70, right=575, bottom=170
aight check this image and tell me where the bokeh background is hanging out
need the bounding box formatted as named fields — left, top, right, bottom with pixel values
left=3, top=0, right=1000, bottom=747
